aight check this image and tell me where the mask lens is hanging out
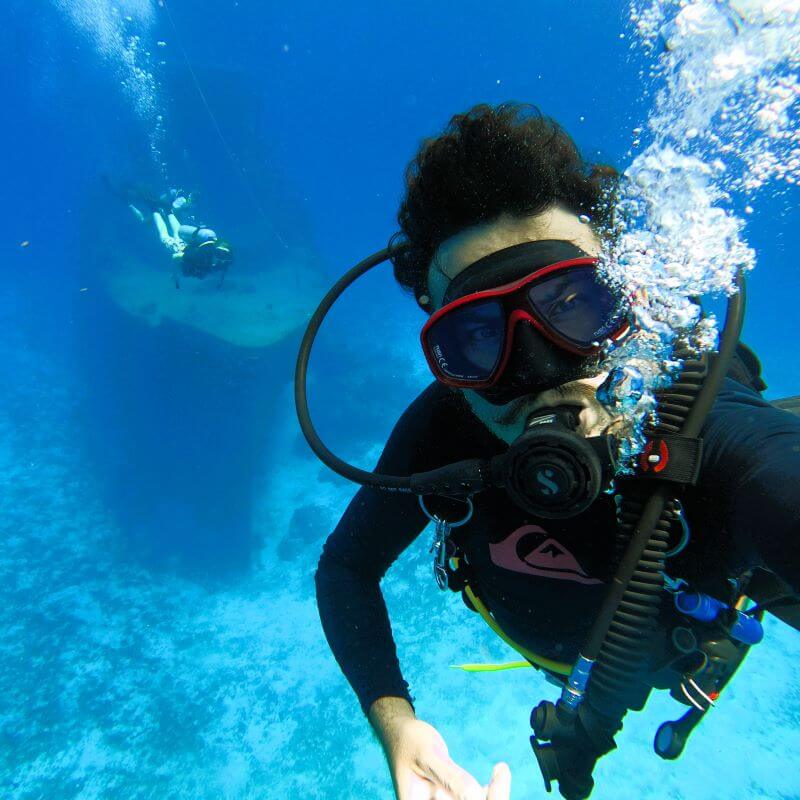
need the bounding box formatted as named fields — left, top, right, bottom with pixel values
left=427, top=299, right=506, bottom=382
left=527, top=266, right=624, bottom=347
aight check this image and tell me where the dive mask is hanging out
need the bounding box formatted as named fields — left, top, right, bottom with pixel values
left=421, top=240, right=630, bottom=404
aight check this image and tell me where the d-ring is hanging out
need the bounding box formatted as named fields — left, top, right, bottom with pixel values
left=418, top=495, right=474, bottom=527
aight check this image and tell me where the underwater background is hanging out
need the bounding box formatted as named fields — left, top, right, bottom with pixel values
left=2, top=1, right=799, bottom=798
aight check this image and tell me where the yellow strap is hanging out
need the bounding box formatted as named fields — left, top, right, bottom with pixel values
left=451, top=661, right=533, bottom=673
left=735, top=594, right=752, bottom=612
left=463, top=584, right=573, bottom=676
left=456, top=570, right=753, bottom=678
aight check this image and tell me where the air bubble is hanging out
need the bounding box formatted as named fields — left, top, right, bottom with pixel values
left=605, top=0, right=800, bottom=470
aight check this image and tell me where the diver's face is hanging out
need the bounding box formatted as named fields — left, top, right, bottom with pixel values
left=427, top=206, right=616, bottom=444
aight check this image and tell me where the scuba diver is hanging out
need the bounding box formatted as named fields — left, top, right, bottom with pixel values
left=160, top=219, right=234, bottom=290
left=297, top=104, right=800, bottom=800
left=104, top=177, right=234, bottom=288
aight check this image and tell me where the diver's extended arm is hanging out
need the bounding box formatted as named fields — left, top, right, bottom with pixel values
left=315, top=382, right=502, bottom=713
left=315, top=385, right=469, bottom=715
left=315, top=482, right=425, bottom=715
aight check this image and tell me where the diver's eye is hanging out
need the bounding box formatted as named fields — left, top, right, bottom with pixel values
left=550, top=291, right=583, bottom=316
left=466, top=325, right=502, bottom=343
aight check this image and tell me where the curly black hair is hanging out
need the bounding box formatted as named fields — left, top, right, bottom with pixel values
left=391, top=103, right=618, bottom=307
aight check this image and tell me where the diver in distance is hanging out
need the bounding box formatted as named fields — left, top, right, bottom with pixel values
left=299, top=104, right=800, bottom=800
left=166, top=221, right=234, bottom=290
left=104, top=177, right=234, bottom=288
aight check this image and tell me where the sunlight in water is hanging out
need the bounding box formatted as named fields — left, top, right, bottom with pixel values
left=51, top=0, right=165, bottom=170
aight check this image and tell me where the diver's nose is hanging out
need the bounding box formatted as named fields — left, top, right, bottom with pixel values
left=505, top=322, right=564, bottom=382
left=477, top=323, right=588, bottom=406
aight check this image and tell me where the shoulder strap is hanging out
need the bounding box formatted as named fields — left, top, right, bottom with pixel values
left=728, top=342, right=767, bottom=392
left=771, top=396, right=800, bottom=415
left=634, top=434, right=703, bottom=485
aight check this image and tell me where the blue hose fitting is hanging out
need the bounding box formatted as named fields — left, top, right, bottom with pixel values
left=728, top=609, right=764, bottom=645
left=674, top=591, right=725, bottom=622
left=560, top=655, right=594, bottom=711
left=674, top=591, right=764, bottom=645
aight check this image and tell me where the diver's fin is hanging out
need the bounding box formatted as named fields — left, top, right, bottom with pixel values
left=746, top=567, right=800, bottom=633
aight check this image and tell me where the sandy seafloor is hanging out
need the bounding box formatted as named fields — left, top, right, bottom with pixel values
left=2, top=279, right=799, bottom=800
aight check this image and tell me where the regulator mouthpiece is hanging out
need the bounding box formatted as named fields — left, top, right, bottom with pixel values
left=497, top=406, right=613, bottom=518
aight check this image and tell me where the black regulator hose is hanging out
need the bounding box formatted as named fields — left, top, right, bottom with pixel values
left=295, top=247, right=413, bottom=491
left=295, top=244, right=491, bottom=498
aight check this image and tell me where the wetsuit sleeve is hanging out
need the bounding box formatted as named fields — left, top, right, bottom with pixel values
left=314, top=388, right=445, bottom=715
left=701, top=379, right=800, bottom=592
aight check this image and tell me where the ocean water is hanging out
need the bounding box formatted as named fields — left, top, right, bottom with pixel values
left=2, top=1, right=799, bottom=799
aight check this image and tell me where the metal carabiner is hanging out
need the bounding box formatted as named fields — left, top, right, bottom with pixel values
left=419, top=496, right=474, bottom=590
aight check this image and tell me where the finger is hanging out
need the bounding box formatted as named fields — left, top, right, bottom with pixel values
left=399, top=767, right=458, bottom=800
left=396, top=768, right=436, bottom=800
left=397, top=767, right=432, bottom=800
left=486, top=763, right=511, bottom=800
left=422, top=755, right=485, bottom=800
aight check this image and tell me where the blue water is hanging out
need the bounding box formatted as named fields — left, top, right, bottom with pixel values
left=2, top=1, right=799, bottom=798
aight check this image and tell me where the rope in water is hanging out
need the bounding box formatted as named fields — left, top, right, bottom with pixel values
left=159, top=0, right=288, bottom=250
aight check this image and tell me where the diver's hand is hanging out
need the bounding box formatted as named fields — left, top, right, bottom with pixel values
left=368, top=697, right=511, bottom=800
left=485, top=763, right=511, bottom=800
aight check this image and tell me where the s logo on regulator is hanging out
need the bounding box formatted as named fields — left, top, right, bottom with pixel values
left=536, top=467, right=561, bottom=497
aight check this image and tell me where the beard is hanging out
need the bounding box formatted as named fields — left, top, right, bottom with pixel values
left=493, top=376, right=616, bottom=438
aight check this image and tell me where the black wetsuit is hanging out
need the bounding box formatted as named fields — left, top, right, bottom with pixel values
left=315, top=378, right=800, bottom=714
left=181, top=243, right=219, bottom=278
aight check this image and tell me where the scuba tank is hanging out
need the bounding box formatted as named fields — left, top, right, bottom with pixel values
left=178, top=224, right=217, bottom=244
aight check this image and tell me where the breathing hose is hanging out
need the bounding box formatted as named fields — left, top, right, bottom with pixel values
left=530, top=274, right=747, bottom=798
left=589, top=275, right=745, bottom=707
